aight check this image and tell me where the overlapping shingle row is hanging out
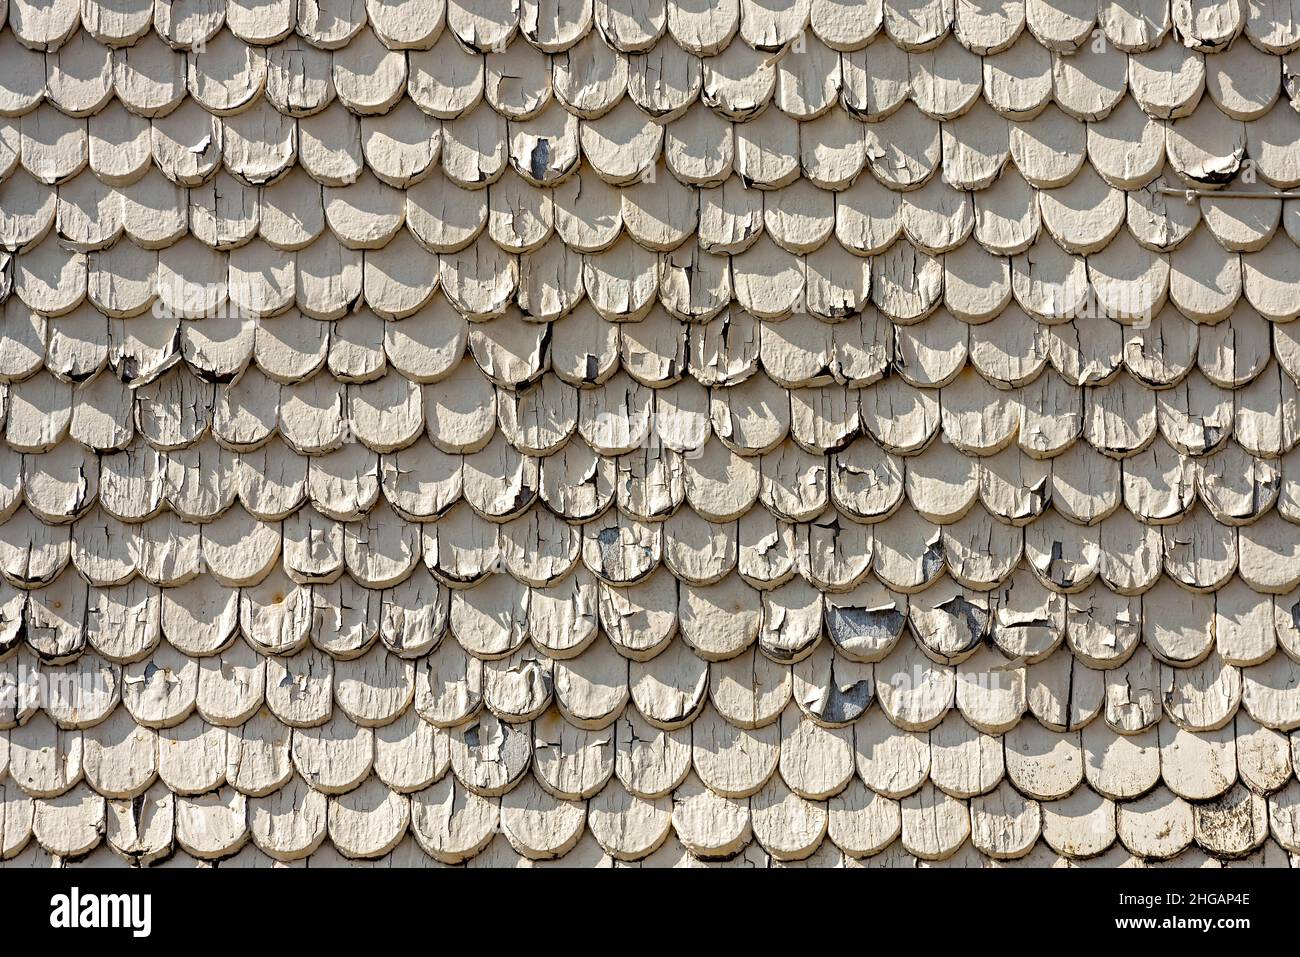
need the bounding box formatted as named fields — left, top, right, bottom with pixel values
left=3, top=0, right=1300, bottom=868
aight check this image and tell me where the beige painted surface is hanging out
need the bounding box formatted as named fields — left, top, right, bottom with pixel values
left=0, top=0, right=1299, bottom=867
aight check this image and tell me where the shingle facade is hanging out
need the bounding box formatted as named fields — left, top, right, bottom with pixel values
left=1, top=0, right=1300, bottom=868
